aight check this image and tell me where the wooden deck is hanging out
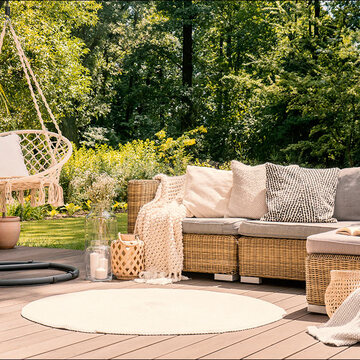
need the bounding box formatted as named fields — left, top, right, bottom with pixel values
left=0, top=247, right=358, bottom=359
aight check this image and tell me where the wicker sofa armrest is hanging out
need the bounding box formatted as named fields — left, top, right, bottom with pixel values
left=127, top=179, right=160, bottom=233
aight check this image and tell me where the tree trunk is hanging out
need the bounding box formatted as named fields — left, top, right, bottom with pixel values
left=61, top=117, right=79, bottom=145
left=182, top=0, right=193, bottom=88
left=314, top=0, right=320, bottom=36
left=226, top=34, right=232, bottom=69
left=181, top=0, right=193, bottom=132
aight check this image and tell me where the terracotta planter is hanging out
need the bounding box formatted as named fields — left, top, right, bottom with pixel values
left=0, top=217, right=21, bottom=249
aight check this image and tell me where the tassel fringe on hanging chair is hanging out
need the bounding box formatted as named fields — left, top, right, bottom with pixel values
left=0, top=17, right=72, bottom=213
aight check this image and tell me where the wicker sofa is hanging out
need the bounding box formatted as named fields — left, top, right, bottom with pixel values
left=127, top=178, right=360, bottom=313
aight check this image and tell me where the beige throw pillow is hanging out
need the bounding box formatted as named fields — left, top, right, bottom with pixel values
left=183, top=166, right=233, bottom=218
left=226, top=161, right=267, bottom=219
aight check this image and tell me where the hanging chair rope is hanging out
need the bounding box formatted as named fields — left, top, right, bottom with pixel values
left=0, top=20, right=62, bottom=144
left=0, top=17, right=73, bottom=212
left=8, top=23, right=62, bottom=137
left=0, top=21, right=6, bottom=51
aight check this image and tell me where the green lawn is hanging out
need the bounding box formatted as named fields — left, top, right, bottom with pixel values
left=18, top=214, right=127, bottom=250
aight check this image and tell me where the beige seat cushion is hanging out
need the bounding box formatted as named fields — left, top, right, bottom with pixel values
left=226, top=161, right=267, bottom=219
left=307, top=228, right=360, bottom=255
left=238, top=220, right=357, bottom=240
left=182, top=218, right=246, bottom=235
left=183, top=166, right=232, bottom=218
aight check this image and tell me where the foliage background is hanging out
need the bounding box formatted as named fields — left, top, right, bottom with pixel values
left=0, top=0, right=359, bottom=204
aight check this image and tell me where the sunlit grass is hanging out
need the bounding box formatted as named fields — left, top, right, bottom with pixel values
left=18, top=214, right=127, bottom=250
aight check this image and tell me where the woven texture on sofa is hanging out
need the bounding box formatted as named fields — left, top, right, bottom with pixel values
left=238, top=237, right=307, bottom=281
left=183, top=234, right=238, bottom=275
left=306, top=253, right=360, bottom=306
left=127, top=179, right=159, bottom=233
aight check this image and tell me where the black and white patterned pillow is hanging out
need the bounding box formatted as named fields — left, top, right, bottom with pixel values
left=261, top=163, right=340, bottom=223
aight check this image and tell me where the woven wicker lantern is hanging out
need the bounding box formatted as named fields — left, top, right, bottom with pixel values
left=111, top=234, right=144, bottom=280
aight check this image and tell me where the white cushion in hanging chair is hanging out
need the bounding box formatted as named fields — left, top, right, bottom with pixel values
left=0, top=134, right=29, bottom=178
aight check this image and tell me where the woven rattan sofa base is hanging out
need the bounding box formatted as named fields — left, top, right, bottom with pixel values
left=183, top=234, right=238, bottom=275
left=127, top=179, right=160, bottom=233
left=306, top=253, right=360, bottom=306
left=238, top=236, right=307, bottom=281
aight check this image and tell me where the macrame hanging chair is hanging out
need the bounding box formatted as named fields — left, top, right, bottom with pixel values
left=0, top=3, right=77, bottom=286
left=0, top=7, right=72, bottom=213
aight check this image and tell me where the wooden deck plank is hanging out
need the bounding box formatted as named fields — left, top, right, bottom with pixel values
left=71, top=336, right=173, bottom=359
left=245, top=330, right=318, bottom=359
left=287, top=341, right=348, bottom=359
left=28, top=335, right=134, bottom=359
left=0, top=328, right=66, bottom=354
left=197, top=314, right=325, bottom=359
left=0, top=246, right=339, bottom=359
left=155, top=304, right=308, bottom=360
left=0, top=331, right=101, bottom=359
left=0, top=323, right=47, bottom=342
left=114, top=334, right=216, bottom=359
left=330, top=345, right=360, bottom=359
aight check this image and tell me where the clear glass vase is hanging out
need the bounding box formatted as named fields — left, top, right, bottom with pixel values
left=85, top=204, right=118, bottom=248
left=84, top=204, right=118, bottom=281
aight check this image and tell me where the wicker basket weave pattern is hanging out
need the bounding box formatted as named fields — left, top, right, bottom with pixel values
left=183, top=234, right=238, bottom=275
left=325, top=270, right=360, bottom=317
left=127, top=180, right=159, bottom=233
left=306, top=253, right=360, bottom=306
left=111, top=239, right=144, bottom=280
left=239, top=236, right=307, bottom=280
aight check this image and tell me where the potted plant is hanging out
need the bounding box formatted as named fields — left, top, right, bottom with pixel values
left=0, top=208, right=20, bottom=249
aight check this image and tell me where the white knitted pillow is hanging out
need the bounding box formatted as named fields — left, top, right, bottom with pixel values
left=0, top=134, right=29, bottom=178
left=183, top=166, right=232, bottom=218
left=226, top=161, right=267, bottom=219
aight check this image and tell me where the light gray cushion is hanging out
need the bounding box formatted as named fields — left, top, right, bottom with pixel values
left=262, top=163, right=340, bottom=223
left=238, top=220, right=357, bottom=240
left=182, top=218, right=246, bottom=235
left=334, top=168, right=360, bottom=221
left=307, top=228, right=360, bottom=255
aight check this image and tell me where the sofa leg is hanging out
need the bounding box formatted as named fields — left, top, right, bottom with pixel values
left=214, top=274, right=239, bottom=282
left=307, top=304, right=327, bottom=315
left=240, top=276, right=262, bottom=284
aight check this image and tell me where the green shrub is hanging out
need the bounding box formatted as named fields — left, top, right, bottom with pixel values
left=6, top=201, right=47, bottom=221
left=61, top=127, right=207, bottom=204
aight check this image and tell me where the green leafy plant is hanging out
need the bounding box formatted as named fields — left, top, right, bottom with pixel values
left=112, top=201, right=128, bottom=212
left=6, top=201, right=46, bottom=221
left=47, top=206, right=60, bottom=219
left=62, top=203, right=82, bottom=217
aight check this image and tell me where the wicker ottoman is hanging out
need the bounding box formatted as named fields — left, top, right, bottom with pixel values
left=306, top=230, right=360, bottom=313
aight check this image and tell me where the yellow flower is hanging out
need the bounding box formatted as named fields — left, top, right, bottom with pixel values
left=155, top=130, right=166, bottom=139
left=183, top=139, right=196, bottom=146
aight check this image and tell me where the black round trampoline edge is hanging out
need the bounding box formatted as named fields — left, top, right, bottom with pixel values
left=0, top=261, right=79, bottom=286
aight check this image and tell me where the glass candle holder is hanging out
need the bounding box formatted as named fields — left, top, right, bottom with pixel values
left=85, top=244, right=112, bottom=281
left=85, top=204, right=118, bottom=248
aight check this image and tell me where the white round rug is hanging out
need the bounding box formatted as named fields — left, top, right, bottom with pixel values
left=21, top=288, right=286, bottom=335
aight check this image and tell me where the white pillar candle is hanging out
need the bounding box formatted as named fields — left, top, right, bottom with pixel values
left=99, top=257, right=108, bottom=271
left=90, top=252, right=99, bottom=279
left=95, top=267, right=107, bottom=280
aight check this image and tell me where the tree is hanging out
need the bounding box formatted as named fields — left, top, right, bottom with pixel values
left=243, top=0, right=360, bottom=167
left=0, top=0, right=100, bottom=141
